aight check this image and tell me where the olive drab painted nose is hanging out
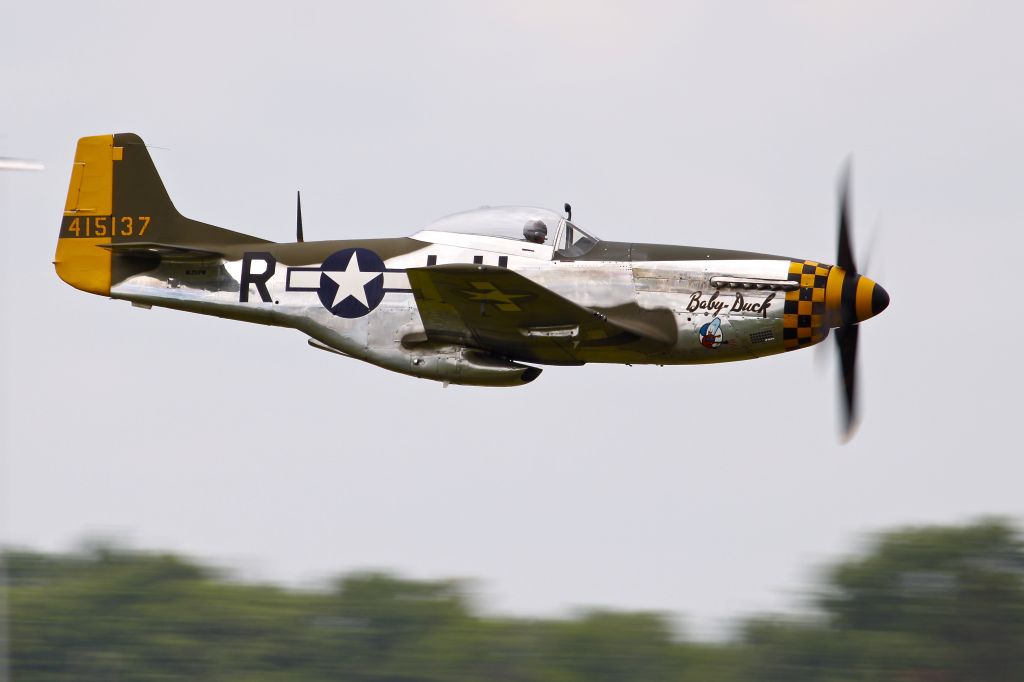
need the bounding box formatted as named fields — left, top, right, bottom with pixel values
left=825, top=267, right=889, bottom=327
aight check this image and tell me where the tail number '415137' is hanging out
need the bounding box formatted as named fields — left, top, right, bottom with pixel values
left=64, top=216, right=150, bottom=238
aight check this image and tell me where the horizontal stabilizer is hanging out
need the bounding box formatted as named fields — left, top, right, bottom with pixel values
left=97, top=241, right=224, bottom=260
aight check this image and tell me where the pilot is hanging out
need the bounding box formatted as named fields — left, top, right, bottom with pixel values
left=523, top=219, right=548, bottom=244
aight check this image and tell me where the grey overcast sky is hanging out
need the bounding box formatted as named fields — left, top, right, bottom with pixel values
left=1, top=1, right=1021, bottom=637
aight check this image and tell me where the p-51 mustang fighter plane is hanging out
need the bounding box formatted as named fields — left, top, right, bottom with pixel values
left=55, top=134, right=889, bottom=436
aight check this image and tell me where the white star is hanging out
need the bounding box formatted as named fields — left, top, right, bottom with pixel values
left=324, top=253, right=381, bottom=308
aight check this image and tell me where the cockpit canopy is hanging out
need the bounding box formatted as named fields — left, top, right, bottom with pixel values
left=416, top=206, right=599, bottom=258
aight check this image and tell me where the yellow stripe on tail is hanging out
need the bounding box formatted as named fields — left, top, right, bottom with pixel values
left=54, top=135, right=119, bottom=296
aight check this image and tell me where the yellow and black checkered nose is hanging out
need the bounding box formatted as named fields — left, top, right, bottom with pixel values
left=783, top=260, right=890, bottom=351
left=783, top=260, right=830, bottom=349
left=825, top=267, right=889, bottom=327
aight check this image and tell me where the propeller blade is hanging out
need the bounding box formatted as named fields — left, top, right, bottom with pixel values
left=296, top=190, right=304, bottom=243
left=835, top=323, right=860, bottom=440
left=836, top=161, right=856, bottom=273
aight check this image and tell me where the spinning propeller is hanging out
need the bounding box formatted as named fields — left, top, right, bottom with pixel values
left=831, top=164, right=889, bottom=440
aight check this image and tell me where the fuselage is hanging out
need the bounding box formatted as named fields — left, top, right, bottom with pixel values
left=105, top=221, right=886, bottom=383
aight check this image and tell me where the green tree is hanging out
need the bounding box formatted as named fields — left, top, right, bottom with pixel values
left=741, top=519, right=1024, bottom=682
left=7, top=519, right=1024, bottom=681
left=822, top=518, right=1024, bottom=681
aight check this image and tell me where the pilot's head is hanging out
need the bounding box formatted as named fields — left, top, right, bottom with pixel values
left=524, top=219, right=548, bottom=244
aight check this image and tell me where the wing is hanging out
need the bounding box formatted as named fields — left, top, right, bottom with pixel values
left=407, top=264, right=645, bottom=364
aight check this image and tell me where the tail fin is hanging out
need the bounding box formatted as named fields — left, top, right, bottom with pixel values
left=55, top=133, right=267, bottom=295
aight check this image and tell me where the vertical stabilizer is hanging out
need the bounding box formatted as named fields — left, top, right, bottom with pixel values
left=55, top=133, right=267, bottom=296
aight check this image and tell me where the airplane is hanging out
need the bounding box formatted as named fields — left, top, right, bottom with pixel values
left=54, top=133, right=889, bottom=437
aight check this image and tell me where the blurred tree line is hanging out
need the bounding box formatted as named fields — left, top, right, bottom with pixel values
left=4, top=518, right=1023, bottom=681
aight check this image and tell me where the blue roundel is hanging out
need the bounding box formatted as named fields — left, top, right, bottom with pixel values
left=316, top=248, right=386, bottom=318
